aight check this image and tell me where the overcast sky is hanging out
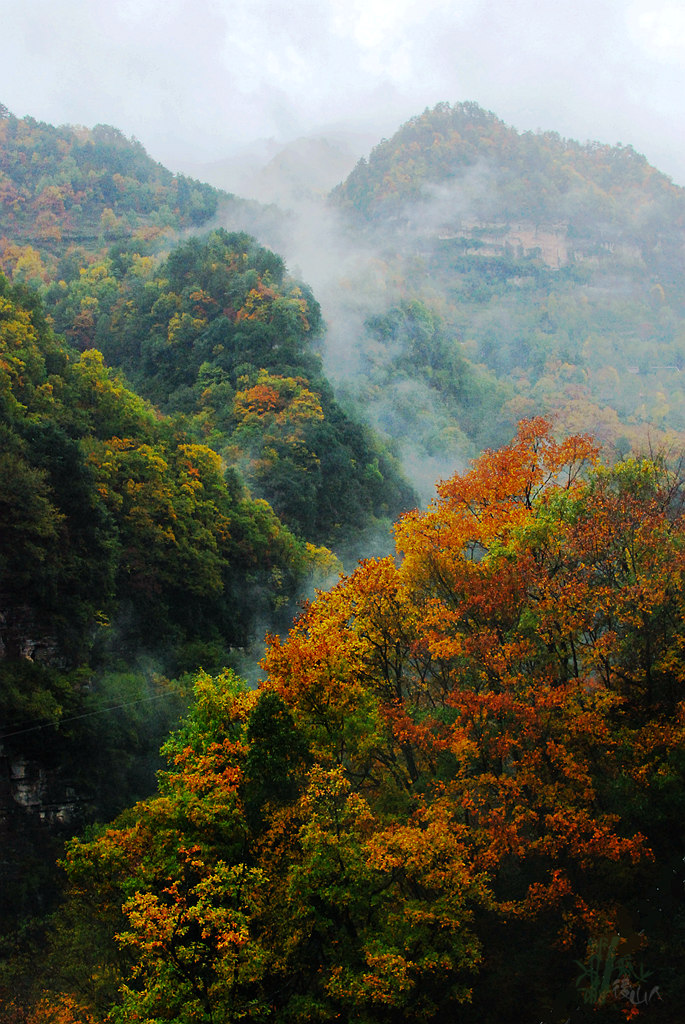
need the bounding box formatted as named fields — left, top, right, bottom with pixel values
left=1, top=0, right=684, bottom=183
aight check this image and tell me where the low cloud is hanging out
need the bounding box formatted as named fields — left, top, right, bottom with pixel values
left=0, top=1, right=683, bottom=183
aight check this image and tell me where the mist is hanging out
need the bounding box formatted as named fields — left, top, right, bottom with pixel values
left=5, top=0, right=685, bottom=505
left=2, top=0, right=685, bottom=185
left=206, top=95, right=685, bottom=513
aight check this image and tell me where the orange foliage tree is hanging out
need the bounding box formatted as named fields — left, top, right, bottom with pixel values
left=40, top=420, right=685, bottom=1023
left=264, top=417, right=685, bottom=1013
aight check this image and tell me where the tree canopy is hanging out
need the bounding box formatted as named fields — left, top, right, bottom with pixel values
left=39, top=228, right=417, bottom=553
left=19, top=420, right=683, bottom=1023
left=0, top=272, right=333, bottom=674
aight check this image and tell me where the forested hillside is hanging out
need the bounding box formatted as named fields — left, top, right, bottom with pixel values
left=42, top=227, right=415, bottom=553
left=0, top=273, right=342, bottom=934
left=0, top=275, right=337, bottom=672
left=334, top=100, right=684, bottom=236
left=0, top=107, right=415, bottom=555
left=2, top=101, right=685, bottom=1022
left=0, top=109, right=415, bottom=950
left=0, top=108, right=221, bottom=268
left=7, top=421, right=684, bottom=1022
left=329, top=102, right=685, bottom=485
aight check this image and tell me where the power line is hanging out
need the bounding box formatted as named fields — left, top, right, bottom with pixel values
left=0, top=690, right=180, bottom=742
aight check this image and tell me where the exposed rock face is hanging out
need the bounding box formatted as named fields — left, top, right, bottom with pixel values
left=439, top=219, right=644, bottom=270
left=5, top=754, right=79, bottom=826
left=0, top=743, right=85, bottom=928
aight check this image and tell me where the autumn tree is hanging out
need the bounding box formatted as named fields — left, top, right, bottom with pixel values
left=31, top=420, right=685, bottom=1023
left=265, top=417, right=685, bottom=1018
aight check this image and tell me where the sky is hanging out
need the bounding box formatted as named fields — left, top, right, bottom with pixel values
left=1, top=0, right=685, bottom=184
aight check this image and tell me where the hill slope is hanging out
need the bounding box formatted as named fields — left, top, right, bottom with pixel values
left=328, top=102, right=685, bottom=474
left=0, top=109, right=228, bottom=271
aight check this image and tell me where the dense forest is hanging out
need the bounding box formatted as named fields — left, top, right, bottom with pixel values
left=0, top=108, right=415, bottom=964
left=329, top=102, right=685, bottom=490
left=1, top=101, right=685, bottom=1021
left=0, top=109, right=221, bottom=257
left=6, top=422, right=685, bottom=1022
